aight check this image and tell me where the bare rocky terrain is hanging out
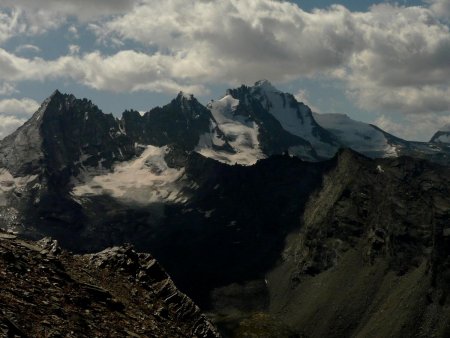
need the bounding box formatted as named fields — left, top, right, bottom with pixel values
left=1, top=87, right=450, bottom=337
left=0, top=232, right=219, bottom=337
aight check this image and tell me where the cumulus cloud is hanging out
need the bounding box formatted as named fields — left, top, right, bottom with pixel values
left=373, top=113, right=450, bottom=141
left=0, top=48, right=208, bottom=94
left=0, top=82, right=17, bottom=95
left=295, top=89, right=322, bottom=113
left=427, top=0, right=450, bottom=18
left=0, top=97, right=39, bottom=117
left=0, top=7, right=66, bottom=45
left=94, top=1, right=363, bottom=83
left=2, top=0, right=139, bottom=22
left=0, top=9, right=25, bottom=44
left=0, top=97, right=38, bottom=138
left=68, top=25, right=79, bottom=39
left=0, top=114, right=26, bottom=140
left=0, top=96, right=39, bottom=140
left=348, top=85, right=450, bottom=114
left=0, top=0, right=449, bottom=119
left=90, top=1, right=450, bottom=114
left=68, top=44, right=80, bottom=55
left=15, top=44, right=41, bottom=54
left=0, top=0, right=139, bottom=45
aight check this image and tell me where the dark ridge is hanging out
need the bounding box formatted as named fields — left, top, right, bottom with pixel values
left=0, top=233, right=219, bottom=337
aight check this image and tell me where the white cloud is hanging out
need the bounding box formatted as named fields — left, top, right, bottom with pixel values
left=373, top=113, right=450, bottom=141
left=2, top=0, right=139, bottom=21
left=68, top=44, right=80, bottom=55
left=68, top=25, right=79, bottom=39
left=427, top=0, right=450, bottom=18
left=339, top=4, right=450, bottom=114
left=95, top=1, right=363, bottom=82
left=0, top=7, right=65, bottom=43
left=15, top=44, right=41, bottom=54
left=0, top=9, right=26, bottom=44
left=0, top=114, right=26, bottom=140
left=0, top=0, right=448, bottom=118
left=348, top=85, right=450, bottom=114
left=0, top=48, right=208, bottom=95
left=91, top=1, right=450, bottom=114
left=0, top=97, right=38, bottom=139
left=0, top=97, right=39, bottom=117
left=0, top=0, right=139, bottom=45
left=0, top=82, right=17, bottom=95
left=295, top=89, right=322, bottom=113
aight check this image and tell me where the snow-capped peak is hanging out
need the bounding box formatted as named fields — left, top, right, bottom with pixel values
left=178, top=91, right=194, bottom=101
left=430, top=123, right=450, bottom=143
left=252, top=79, right=280, bottom=93
left=197, top=94, right=265, bottom=165
left=314, top=113, right=398, bottom=157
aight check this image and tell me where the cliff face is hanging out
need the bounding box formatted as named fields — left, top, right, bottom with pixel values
left=244, top=151, right=450, bottom=338
left=0, top=232, right=219, bottom=338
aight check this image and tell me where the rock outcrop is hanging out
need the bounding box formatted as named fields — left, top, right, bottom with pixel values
left=259, top=150, right=450, bottom=337
left=0, top=231, right=219, bottom=337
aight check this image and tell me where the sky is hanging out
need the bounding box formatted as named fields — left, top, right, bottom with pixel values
left=0, top=0, right=449, bottom=141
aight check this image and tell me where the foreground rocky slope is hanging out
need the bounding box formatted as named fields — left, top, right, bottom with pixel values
left=0, top=232, right=219, bottom=337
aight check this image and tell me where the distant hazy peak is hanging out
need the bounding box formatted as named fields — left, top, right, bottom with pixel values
left=430, top=124, right=450, bottom=143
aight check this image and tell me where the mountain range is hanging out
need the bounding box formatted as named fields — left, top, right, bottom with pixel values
left=1, top=81, right=450, bottom=337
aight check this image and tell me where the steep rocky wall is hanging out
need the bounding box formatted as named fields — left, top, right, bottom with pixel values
left=263, top=151, right=450, bottom=337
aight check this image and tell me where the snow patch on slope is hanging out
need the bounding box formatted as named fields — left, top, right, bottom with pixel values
left=433, top=133, right=450, bottom=143
left=256, top=87, right=314, bottom=138
left=252, top=82, right=338, bottom=158
left=0, top=169, right=39, bottom=234
left=196, top=122, right=226, bottom=149
left=72, top=145, right=186, bottom=204
left=314, top=113, right=398, bottom=157
left=432, top=124, right=450, bottom=143
left=196, top=95, right=265, bottom=165
left=0, top=169, right=38, bottom=207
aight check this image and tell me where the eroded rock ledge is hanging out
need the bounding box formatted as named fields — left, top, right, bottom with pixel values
left=0, top=232, right=219, bottom=338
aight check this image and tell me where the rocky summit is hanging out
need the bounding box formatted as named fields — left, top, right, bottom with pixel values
left=1, top=84, right=450, bottom=337
left=0, top=231, right=219, bottom=337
